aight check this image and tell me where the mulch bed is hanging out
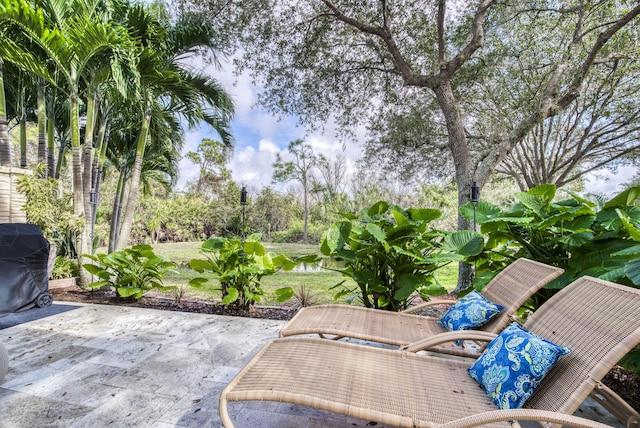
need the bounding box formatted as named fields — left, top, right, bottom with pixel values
left=49, top=286, right=639, bottom=412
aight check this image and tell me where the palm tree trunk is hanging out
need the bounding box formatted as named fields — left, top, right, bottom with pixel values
left=115, top=108, right=151, bottom=250
left=70, top=83, right=88, bottom=286
left=83, top=92, right=96, bottom=239
left=0, top=59, right=12, bottom=166
left=109, top=170, right=126, bottom=252
left=37, top=77, right=46, bottom=165
left=47, top=95, right=56, bottom=178
left=19, top=89, right=27, bottom=168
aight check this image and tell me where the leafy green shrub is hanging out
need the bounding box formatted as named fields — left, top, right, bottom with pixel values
left=461, top=184, right=640, bottom=294
left=16, top=167, right=83, bottom=259
left=189, top=234, right=305, bottom=309
left=50, top=256, right=79, bottom=280
left=321, top=201, right=482, bottom=311
left=83, top=245, right=178, bottom=299
left=272, top=219, right=325, bottom=243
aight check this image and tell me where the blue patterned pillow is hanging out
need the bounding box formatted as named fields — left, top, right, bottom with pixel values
left=468, top=322, right=571, bottom=409
left=436, top=290, right=504, bottom=331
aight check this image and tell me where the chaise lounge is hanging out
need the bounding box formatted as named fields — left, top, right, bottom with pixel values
left=280, top=258, right=564, bottom=356
left=220, top=276, right=640, bottom=428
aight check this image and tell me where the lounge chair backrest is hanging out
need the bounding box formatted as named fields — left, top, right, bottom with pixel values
left=523, top=276, right=640, bottom=415
left=480, top=258, right=564, bottom=334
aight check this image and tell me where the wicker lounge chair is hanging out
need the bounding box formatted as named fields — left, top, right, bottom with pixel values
left=220, top=276, right=640, bottom=428
left=280, top=258, right=564, bottom=356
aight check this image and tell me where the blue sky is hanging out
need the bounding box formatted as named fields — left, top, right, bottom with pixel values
left=177, top=57, right=364, bottom=193
left=177, top=58, right=633, bottom=198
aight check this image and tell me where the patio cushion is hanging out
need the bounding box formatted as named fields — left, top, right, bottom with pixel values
left=468, top=322, right=571, bottom=409
left=437, top=290, right=504, bottom=331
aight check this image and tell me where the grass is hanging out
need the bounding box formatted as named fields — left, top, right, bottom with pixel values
left=139, top=241, right=459, bottom=307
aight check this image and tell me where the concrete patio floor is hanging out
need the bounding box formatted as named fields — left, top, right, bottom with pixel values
left=0, top=302, right=626, bottom=428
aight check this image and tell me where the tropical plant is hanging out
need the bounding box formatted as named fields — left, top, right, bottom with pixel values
left=50, top=256, right=79, bottom=280
left=320, top=201, right=482, bottom=311
left=16, top=166, right=83, bottom=259
left=461, top=184, right=640, bottom=304
left=188, top=234, right=302, bottom=310
left=83, top=245, right=178, bottom=300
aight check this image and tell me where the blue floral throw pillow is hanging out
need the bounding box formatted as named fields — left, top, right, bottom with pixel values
left=436, top=290, right=504, bottom=332
left=468, top=322, right=571, bottom=409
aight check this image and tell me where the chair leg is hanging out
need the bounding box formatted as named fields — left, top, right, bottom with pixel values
left=589, top=381, right=639, bottom=428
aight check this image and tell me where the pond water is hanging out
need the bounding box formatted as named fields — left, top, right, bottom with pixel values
left=293, top=258, right=345, bottom=272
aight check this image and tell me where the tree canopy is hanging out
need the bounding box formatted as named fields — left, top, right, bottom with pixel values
left=177, top=0, right=640, bottom=288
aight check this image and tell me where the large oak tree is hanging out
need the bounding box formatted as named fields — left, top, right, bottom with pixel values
left=182, top=0, right=640, bottom=289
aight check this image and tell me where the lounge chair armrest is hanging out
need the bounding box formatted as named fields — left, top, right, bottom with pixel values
left=401, top=331, right=497, bottom=353
left=402, top=299, right=457, bottom=313
left=436, top=409, right=613, bottom=428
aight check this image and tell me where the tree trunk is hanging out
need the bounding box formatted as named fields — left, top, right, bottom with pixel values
left=0, top=60, right=11, bottom=167
left=109, top=171, right=126, bottom=253
left=19, top=88, right=26, bottom=169
left=115, top=109, right=151, bottom=250
left=37, top=78, right=46, bottom=166
left=19, top=114, right=26, bottom=169
left=46, top=95, right=55, bottom=178
left=70, top=85, right=89, bottom=286
left=433, top=80, right=476, bottom=293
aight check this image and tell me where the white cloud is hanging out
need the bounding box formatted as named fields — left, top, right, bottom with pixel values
left=584, top=165, right=636, bottom=196
left=259, top=139, right=280, bottom=153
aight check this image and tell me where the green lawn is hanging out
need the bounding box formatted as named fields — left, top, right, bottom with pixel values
left=146, top=241, right=458, bottom=307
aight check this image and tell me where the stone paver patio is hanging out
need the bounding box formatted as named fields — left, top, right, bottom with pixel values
left=0, top=302, right=625, bottom=427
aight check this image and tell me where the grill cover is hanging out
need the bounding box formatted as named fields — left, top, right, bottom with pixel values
left=0, top=223, right=50, bottom=315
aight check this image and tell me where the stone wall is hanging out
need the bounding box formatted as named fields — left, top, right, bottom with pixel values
left=0, top=166, right=30, bottom=223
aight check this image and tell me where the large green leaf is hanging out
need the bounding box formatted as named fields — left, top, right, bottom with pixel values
left=221, top=287, right=239, bottom=304
left=201, top=237, right=226, bottom=251
left=368, top=201, right=389, bottom=216
left=275, top=287, right=294, bottom=302
left=408, top=208, right=442, bottom=222
left=516, top=184, right=556, bottom=218
left=611, top=244, right=640, bottom=257
left=604, top=185, right=640, bottom=209
left=625, top=259, right=640, bottom=286
left=189, top=259, right=212, bottom=272
left=557, top=232, right=594, bottom=247
left=390, top=208, right=410, bottom=226
left=244, top=241, right=266, bottom=256
left=442, top=231, right=484, bottom=256
left=366, top=223, right=386, bottom=243
left=394, top=274, right=420, bottom=300
left=460, top=201, right=502, bottom=223
left=325, top=221, right=351, bottom=252
left=188, top=277, right=209, bottom=288
left=117, top=287, right=142, bottom=298
left=272, top=254, right=296, bottom=270
left=617, top=209, right=640, bottom=241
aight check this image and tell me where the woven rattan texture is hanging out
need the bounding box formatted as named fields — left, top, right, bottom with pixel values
left=226, top=338, right=498, bottom=427
left=280, top=258, right=563, bottom=352
left=222, top=277, right=640, bottom=428
left=524, top=277, right=640, bottom=414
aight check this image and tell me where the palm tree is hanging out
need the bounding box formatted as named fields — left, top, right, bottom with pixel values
left=0, top=0, right=139, bottom=276
left=114, top=6, right=233, bottom=250
left=106, top=99, right=183, bottom=251
left=0, top=59, right=12, bottom=166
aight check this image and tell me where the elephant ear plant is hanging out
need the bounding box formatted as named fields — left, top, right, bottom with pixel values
left=460, top=184, right=640, bottom=294
left=83, top=245, right=178, bottom=299
left=321, top=201, right=483, bottom=311
left=188, top=234, right=304, bottom=310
